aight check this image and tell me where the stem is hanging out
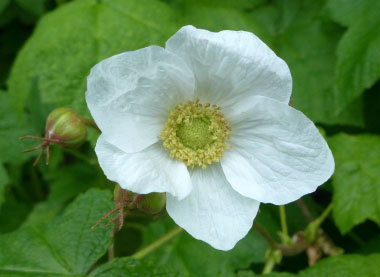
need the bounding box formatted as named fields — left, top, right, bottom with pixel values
left=279, top=205, right=289, bottom=238
left=347, top=231, right=365, bottom=246
left=314, top=203, right=333, bottom=226
left=80, top=117, right=101, bottom=133
left=132, top=226, right=183, bottom=259
left=253, top=222, right=277, bottom=249
left=262, top=258, right=276, bottom=274
left=123, top=222, right=145, bottom=231
left=108, top=224, right=118, bottom=260
left=296, top=199, right=314, bottom=222
left=63, top=148, right=97, bottom=165
left=305, top=203, right=333, bottom=243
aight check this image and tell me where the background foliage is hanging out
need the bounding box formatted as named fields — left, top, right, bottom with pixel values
left=0, top=0, right=380, bottom=276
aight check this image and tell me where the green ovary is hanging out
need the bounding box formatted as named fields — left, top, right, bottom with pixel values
left=160, top=99, right=231, bottom=168
left=176, top=117, right=213, bottom=150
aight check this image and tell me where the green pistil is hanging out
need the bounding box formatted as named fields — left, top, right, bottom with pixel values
left=160, top=99, right=231, bottom=168
left=176, top=117, right=213, bottom=150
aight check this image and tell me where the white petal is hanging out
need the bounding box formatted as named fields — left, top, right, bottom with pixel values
left=166, top=164, right=260, bottom=250
left=165, top=25, right=292, bottom=117
left=95, top=135, right=192, bottom=200
left=86, top=46, right=195, bottom=153
left=221, top=96, right=334, bottom=205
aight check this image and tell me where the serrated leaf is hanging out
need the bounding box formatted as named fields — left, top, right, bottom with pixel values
left=89, top=257, right=177, bottom=277
left=327, top=0, right=380, bottom=113
left=0, top=188, right=113, bottom=276
left=8, top=0, right=178, bottom=118
left=141, top=215, right=267, bottom=277
left=328, top=134, right=380, bottom=233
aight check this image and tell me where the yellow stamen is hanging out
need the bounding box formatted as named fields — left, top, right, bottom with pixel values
left=160, top=99, right=231, bottom=169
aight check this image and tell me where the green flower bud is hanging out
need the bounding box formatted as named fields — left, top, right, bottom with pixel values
left=20, top=107, right=88, bottom=166
left=135, top=192, right=166, bottom=215
left=45, top=107, right=87, bottom=148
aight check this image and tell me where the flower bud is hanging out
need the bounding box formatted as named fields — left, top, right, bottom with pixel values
left=20, top=107, right=88, bottom=166
left=45, top=107, right=87, bottom=148
left=135, top=192, right=166, bottom=215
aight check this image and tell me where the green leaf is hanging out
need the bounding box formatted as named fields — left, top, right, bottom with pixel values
left=0, top=21, right=34, bottom=87
left=0, top=188, right=113, bottom=276
left=328, top=134, right=380, bottom=233
left=251, top=0, right=364, bottom=126
left=0, top=163, right=9, bottom=209
left=89, top=257, right=176, bottom=277
left=0, top=188, right=32, bottom=234
left=23, top=161, right=105, bottom=226
left=0, top=91, right=37, bottom=165
left=327, top=0, right=380, bottom=112
left=175, top=0, right=265, bottom=11
left=0, top=0, right=10, bottom=14
left=14, top=0, right=47, bottom=17
left=181, top=6, right=272, bottom=45
left=141, top=215, right=267, bottom=277
left=359, top=235, right=380, bottom=254
left=8, top=0, right=178, bottom=117
left=300, top=254, right=380, bottom=277
left=257, top=254, right=380, bottom=277
left=43, top=162, right=102, bottom=204
left=258, top=273, right=294, bottom=277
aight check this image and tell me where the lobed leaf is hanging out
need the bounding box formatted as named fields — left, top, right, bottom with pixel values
left=89, top=257, right=176, bottom=277
left=8, top=0, right=178, bottom=118
left=0, top=189, right=113, bottom=276
left=140, top=215, right=267, bottom=277
left=262, top=254, right=380, bottom=277
left=329, top=134, right=380, bottom=233
left=327, top=0, right=380, bottom=113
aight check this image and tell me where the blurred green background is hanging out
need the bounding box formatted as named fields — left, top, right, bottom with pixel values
left=0, top=0, right=380, bottom=276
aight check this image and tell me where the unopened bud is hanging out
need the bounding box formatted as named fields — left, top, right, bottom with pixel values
left=45, top=107, right=87, bottom=148
left=135, top=192, right=166, bottom=215
left=20, top=107, right=87, bottom=166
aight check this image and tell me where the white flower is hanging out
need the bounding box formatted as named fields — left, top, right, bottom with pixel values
left=86, top=26, right=334, bottom=250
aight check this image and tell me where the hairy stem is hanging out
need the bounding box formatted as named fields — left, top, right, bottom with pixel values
left=132, top=226, right=183, bottom=259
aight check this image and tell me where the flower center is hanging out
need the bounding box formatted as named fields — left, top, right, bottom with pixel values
left=160, top=99, right=231, bottom=169
left=176, top=117, right=212, bottom=150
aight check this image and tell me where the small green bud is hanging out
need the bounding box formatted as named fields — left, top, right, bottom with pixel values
left=135, top=192, right=166, bottom=215
left=45, top=107, right=87, bottom=148
left=20, top=107, right=88, bottom=166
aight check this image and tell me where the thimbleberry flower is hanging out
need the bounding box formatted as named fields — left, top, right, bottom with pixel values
left=86, top=26, right=334, bottom=250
